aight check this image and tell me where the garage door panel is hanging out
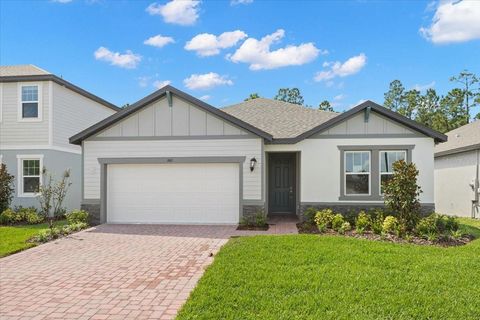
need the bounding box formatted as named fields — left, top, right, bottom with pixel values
left=107, top=163, right=239, bottom=224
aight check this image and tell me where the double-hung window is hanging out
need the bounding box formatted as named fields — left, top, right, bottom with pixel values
left=380, top=150, right=406, bottom=194
left=17, top=155, right=43, bottom=197
left=344, top=151, right=371, bottom=195
left=19, top=84, right=41, bottom=121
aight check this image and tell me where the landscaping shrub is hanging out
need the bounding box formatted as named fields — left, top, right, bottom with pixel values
left=303, top=207, right=318, bottom=224
left=0, top=164, right=15, bottom=213
left=25, top=210, right=44, bottom=224
left=314, top=209, right=335, bottom=232
left=332, top=214, right=345, bottom=231
left=355, top=211, right=371, bottom=233
left=37, top=168, right=71, bottom=217
left=343, top=209, right=357, bottom=225
left=370, top=209, right=385, bottom=235
left=239, top=209, right=267, bottom=228
left=416, top=213, right=459, bottom=239
left=0, top=208, right=16, bottom=225
left=65, top=209, right=89, bottom=224
left=69, top=222, right=88, bottom=231
left=339, top=222, right=351, bottom=235
left=33, top=222, right=88, bottom=243
left=382, top=216, right=399, bottom=234
left=383, top=160, right=422, bottom=231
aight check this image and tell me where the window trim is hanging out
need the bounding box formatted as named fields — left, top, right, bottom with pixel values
left=338, top=145, right=414, bottom=201
left=379, top=150, right=407, bottom=195
left=344, top=151, right=371, bottom=196
left=17, top=82, right=43, bottom=122
left=17, top=154, right=44, bottom=197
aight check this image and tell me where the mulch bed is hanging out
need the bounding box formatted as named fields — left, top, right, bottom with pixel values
left=297, top=222, right=473, bottom=247
left=237, top=224, right=269, bottom=231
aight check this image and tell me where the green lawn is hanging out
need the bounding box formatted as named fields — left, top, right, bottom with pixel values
left=177, top=219, right=480, bottom=320
left=0, top=220, right=67, bottom=257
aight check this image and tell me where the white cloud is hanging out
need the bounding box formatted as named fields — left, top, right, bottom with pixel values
left=146, top=0, right=200, bottom=26
left=153, top=80, right=172, bottom=89
left=231, top=0, right=253, bottom=5
left=333, top=94, right=345, bottom=101
left=199, top=95, right=211, bottom=101
left=185, top=30, right=247, bottom=57
left=228, top=29, right=323, bottom=70
left=51, top=0, right=72, bottom=3
left=94, top=47, right=141, bottom=69
left=314, top=53, right=367, bottom=82
left=183, top=72, right=233, bottom=90
left=144, top=34, right=175, bottom=48
left=420, top=0, right=480, bottom=44
left=348, top=99, right=367, bottom=109
left=413, top=81, right=436, bottom=91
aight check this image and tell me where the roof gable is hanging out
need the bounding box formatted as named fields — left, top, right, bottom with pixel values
left=70, top=86, right=272, bottom=145
left=289, top=100, right=447, bottom=144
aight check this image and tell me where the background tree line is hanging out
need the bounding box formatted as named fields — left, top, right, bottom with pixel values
left=245, top=70, right=479, bottom=133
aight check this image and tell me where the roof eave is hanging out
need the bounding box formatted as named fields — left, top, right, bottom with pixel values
left=435, top=143, right=480, bottom=158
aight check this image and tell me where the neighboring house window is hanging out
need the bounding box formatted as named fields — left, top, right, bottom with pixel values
left=17, top=155, right=43, bottom=197
left=380, top=150, right=407, bottom=194
left=18, top=83, right=42, bottom=121
left=344, top=151, right=370, bottom=195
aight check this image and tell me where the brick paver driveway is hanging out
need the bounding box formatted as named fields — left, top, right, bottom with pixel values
left=0, top=225, right=238, bottom=320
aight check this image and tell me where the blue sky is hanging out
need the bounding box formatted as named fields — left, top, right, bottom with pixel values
left=1, top=0, right=479, bottom=111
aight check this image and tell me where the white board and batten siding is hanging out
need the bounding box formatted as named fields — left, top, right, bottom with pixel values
left=315, top=111, right=419, bottom=136
left=98, top=96, right=248, bottom=138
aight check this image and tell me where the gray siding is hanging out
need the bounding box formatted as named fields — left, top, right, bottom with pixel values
left=0, top=149, right=81, bottom=213
left=52, top=82, right=115, bottom=151
left=97, top=96, right=249, bottom=138
left=0, top=81, right=50, bottom=146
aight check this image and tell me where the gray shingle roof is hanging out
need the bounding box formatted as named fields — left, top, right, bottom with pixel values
left=222, top=98, right=339, bottom=139
left=0, top=64, right=50, bottom=76
left=435, top=120, right=480, bottom=156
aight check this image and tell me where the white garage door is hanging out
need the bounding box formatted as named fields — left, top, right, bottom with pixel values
left=107, top=163, right=240, bottom=224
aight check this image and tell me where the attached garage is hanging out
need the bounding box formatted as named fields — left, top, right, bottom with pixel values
left=106, top=162, right=240, bottom=224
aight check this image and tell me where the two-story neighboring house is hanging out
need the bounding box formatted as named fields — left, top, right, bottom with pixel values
left=0, top=65, right=119, bottom=212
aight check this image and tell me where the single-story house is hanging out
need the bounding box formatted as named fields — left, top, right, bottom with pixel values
left=70, top=86, right=447, bottom=224
left=435, top=120, right=480, bottom=218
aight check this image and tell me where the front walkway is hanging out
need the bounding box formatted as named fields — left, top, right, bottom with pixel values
left=0, top=218, right=298, bottom=320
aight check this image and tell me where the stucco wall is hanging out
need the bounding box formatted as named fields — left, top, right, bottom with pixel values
left=265, top=137, right=435, bottom=204
left=435, top=150, right=479, bottom=217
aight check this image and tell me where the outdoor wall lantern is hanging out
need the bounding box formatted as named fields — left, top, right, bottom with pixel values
left=250, top=157, right=257, bottom=172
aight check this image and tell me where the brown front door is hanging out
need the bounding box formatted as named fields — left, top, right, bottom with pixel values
left=268, top=154, right=296, bottom=214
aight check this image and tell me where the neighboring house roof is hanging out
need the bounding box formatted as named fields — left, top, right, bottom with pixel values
left=435, top=120, right=480, bottom=157
left=222, top=98, right=339, bottom=139
left=224, top=99, right=448, bottom=144
left=0, top=64, right=119, bottom=111
left=0, top=64, right=50, bottom=76
left=70, top=85, right=274, bottom=145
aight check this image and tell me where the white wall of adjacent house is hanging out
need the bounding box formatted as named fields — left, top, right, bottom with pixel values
left=265, top=136, right=435, bottom=204
left=435, top=150, right=479, bottom=217
left=51, top=82, right=115, bottom=152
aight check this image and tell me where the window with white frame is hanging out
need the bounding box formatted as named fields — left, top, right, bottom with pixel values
left=344, top=151, right=370, bottom=195
left=17, top=155, right=43, bottom=197
left=380, top=150, right=407, bottom=194
left=20, top=85, right=39, bottom=119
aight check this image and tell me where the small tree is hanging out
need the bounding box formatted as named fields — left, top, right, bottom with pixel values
left=318, top=100, right=333, bottom=111
left=0, top=164, right=15, bottom=212
left=383, top=160, right=422, bottom=231
left=244, top=93, right=260, bottom=101
left=37, top=168, right=72, bottom=219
